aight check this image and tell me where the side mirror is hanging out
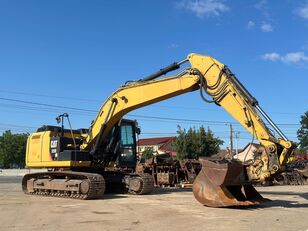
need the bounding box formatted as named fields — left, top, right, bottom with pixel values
left=56, top=116, right=61, bottom=124
left=134, top=120, right=141, bottom=135
left=135, top=126, right=141, bottom=135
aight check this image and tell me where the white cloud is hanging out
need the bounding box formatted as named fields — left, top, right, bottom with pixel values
left=260, top=22, right=273, bottom=32
left=262, top=51, right=308, bottom=66
left=168, top=43, right=179, bottom=49
left=295, top=2, right=308, bottom=19
left=254, top=0, right=268, bottom=11
left=254, top=0, right=271, bottom=19
left=282, top=52, right=308, bottom=64
left=255, top=0, right=267, bottom=10
left=301, top=41, right=308, bottom=51
left=247, top=21, right=255, bottom=29
left=262, top=52, right=280, bottom=61
left=176, top=0, right=229, bottom=18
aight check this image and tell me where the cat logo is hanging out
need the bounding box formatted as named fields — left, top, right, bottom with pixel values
left=50, top=140, right=58, bottom=148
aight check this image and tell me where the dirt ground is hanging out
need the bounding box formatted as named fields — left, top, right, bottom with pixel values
left=0, top=176, right=307, bottom=231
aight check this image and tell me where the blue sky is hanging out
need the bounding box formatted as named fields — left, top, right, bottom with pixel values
left=0, top=0, right=307, bottom=149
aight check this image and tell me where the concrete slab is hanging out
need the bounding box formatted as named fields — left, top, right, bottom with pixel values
left=0, top=177, right=307, bottom=231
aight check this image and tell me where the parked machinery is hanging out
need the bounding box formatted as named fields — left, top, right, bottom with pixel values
left=179, top=159, right=202, bottom=184
left=273, top=158, right=308, bottom=185
left=22, top=53, right=296, bottom=207
left=136, top=153, right=201, bottom=186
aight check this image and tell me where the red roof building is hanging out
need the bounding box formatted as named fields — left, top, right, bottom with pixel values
left=137, top=137, right=176, bottom=156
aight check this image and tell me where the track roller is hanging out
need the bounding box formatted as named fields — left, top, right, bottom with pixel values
left=22, top=171, right=105, bottom=200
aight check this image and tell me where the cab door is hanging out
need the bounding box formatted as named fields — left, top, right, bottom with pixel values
left=117, top=122, right=137, bottom=168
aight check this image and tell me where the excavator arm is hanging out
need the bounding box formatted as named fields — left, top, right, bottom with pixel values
left=80, top=53, right=295, bottom=207
left=82, top=53, right=294, bottom=172
left=188, top=54, right=295, bottom=179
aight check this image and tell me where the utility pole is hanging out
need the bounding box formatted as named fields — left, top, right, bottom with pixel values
left=235, top=131, right=240, bottom=159
left=230, top=124, right=233, bottom=158
left=226, top=123, right=233, bottom=159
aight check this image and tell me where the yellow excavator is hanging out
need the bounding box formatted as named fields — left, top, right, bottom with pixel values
left=22, top=53, right=296, bottom=207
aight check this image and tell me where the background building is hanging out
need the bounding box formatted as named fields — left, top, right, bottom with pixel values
left=137, top=137, right=176, bottom=156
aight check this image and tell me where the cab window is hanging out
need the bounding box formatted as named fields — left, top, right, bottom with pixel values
left=119, top=124, right=135, bottom=163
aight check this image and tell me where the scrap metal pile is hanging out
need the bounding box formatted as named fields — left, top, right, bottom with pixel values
left=232, top=143, right=308, bottom=186
left=273, top=158, right=308, bottom=185
left=136, top=147, right=308, bottom=188
left=136, top=153, right=201, bottom=186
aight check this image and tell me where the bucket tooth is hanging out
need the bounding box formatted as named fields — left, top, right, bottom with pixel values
left=193, top=158, right=270, bottom=207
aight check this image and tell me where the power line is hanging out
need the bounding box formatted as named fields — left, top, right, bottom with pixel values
left=0, top=97, right=97, bottom=112
left=0, top=89, right=304, bottom=115
left=2, top=104, right=299, bottom=130
left=139, top=134, right=299, bottom=140
left=0, top=102, right=97, bottom=116
left=0, top=128, right=32, bottom=133
left=0, top=89, right=100, bottom=103
left=0, top=122, right=298, bottom=137
left=127, top=114, right=299, bottom=126
left=0, top=104, right=300, bottom=128
left=0, top=123, right=37, bottom=129
left=0, top=123, right=299, bottom=141
left=0, top=97, right=301, bottom=127
left=0, top=128, right=298, bottom=141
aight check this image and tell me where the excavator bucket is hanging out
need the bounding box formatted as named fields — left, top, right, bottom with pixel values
left=193, top=157, right=270, bottom=207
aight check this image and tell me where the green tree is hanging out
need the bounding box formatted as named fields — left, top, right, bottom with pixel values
left=297, top=111, right=308, bottom=149
left=0, top=130, right=28, bottom=168
left=142, top=147, right=154, bottom=159
left=172, top=125, right=223, bottom=160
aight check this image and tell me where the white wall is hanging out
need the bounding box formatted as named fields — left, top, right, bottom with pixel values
left=0, top=168, right=48, bottom=176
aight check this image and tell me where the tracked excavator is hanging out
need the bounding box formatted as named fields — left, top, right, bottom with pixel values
left=22, top=53, right=296, bottom=207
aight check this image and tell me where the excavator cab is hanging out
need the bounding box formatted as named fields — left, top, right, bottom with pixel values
left=96, top=119, right=139, bottom=169
left=116, top=121, right=138, bottom=168
left=25, top=119, right=139, bottom=170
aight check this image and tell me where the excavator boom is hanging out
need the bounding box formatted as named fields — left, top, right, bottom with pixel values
left=82, top=53, right=294, bottom=169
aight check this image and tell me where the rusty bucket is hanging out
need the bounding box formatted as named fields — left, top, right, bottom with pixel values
left=193, top=157, right=269, bottom=207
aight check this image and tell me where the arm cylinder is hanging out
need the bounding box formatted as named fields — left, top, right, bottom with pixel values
left=255, top=105, right=289, bottom=141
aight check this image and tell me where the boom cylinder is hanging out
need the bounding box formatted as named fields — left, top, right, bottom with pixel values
left=223, top=66, right=258, bottom=106
left=141, top=59, right=188, bottom=81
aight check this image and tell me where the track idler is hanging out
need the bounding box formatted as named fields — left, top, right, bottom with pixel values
left=193, top=157, right=270, bottom=207
left=124, top=173, right=154, bottom=195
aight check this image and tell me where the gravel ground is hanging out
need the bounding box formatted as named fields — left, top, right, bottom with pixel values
left=0, top=176, right=307, bottom=231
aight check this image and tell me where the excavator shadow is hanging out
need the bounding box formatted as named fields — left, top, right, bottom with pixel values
left=85, top=188, right=191, bottom=200
left=87, top=187, right=192, bottom=200
left=260, top=191, right=308, bottom=200
left=259, top=199, right=308, bottom=209
left=150, top=187, right=193, bottom=195
left=99, top=193, right=129, bottom=200
left=224, top=200, right=308, bottom=210
left=146, top=188, right=308, bottom=209
left=228, top=190, right=308, bottom=210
